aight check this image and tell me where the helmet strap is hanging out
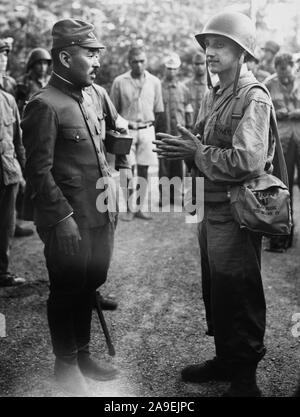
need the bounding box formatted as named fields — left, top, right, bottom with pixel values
left=233, top=51, right=245, bottom=96
left=206, top=59, right=213, bottom=89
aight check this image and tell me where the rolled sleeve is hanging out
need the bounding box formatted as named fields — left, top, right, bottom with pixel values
left=194, top=98, right=272, bottom=183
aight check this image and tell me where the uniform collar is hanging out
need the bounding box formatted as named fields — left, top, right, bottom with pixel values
left=124, top=70, right=150, bottom=80
left=49, top=71, right=84, bottom=102
left=213, top=70, right=256, bottom=96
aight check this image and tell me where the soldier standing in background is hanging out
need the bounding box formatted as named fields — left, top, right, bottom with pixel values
left=0, top=88, right=26, bottom=287
left=16, top=48, right=52, bottom=116
left=184, top=51, right=208, bottom=124
left=259, top=40, right=280, bottom=75
left=265, top=53, right=300, bottom=252
left=110, top=44, right=164, bottom=221
left=0, top=37, right=34, bottom=238
left=15, top=48, right=52, bottom=238
left=158, top=53, right=193, bottom=206
left=246, top=50, right=271, bottom=83
left=0, top=37, right=16, bottom=97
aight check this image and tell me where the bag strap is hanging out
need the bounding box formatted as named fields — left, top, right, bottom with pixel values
left=231, top=82, right=289, bottom=187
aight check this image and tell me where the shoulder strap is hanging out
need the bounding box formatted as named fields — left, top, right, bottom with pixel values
left=231, top=82, right=289, bottom=187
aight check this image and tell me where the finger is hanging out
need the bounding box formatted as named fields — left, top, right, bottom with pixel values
left=157, top=152, right=187, bottom=158
left=67, top=236, right=77, bottom=256
left=177, top=125, right=196, bottom=140
left=158, top=138, right=185, bottom=146
left=157, top=155, right=185, bottom=160
left=72, top=235, right=80, bottom=254
left=156, top=133, right=181, bottom=140
left=152, top=140, right=166, bottom=146
left=155, top=144, right=186, bottom=152
left=61, top=238, right=70, bottom=256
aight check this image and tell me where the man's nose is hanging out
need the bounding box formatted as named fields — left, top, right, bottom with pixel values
left=206, top=47, right=215, bottom=58
left=92, top=56, right=100, bottom=67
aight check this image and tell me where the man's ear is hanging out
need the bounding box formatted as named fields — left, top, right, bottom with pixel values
left=59, top=50, right=72, bottom=68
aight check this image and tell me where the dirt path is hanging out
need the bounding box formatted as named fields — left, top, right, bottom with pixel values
left=0, top=185, right=299, bottom=397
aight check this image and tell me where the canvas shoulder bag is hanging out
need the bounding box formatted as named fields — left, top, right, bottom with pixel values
left=229, top=82, right=292, bottom=236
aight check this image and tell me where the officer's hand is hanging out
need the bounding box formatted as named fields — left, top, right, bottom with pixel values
left=55, top=216, right=81, bottom=256
left=115, top=115, right=129, bottom=135
left=153, top=125, right=199, bottom=160
left=288, top=109, right=300, bottom=120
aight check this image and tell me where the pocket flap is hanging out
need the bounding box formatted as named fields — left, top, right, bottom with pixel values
left=62, top=128, right=88, bottom=142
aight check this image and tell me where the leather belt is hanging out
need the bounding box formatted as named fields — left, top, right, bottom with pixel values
left=128, top=121, right=154, bottom=130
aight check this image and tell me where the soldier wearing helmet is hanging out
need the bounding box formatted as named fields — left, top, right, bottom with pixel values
left=259, top=40, right=280, bottom=75
left=264, top=53, right=300, bottom=252
left=246, top=47, right=271, bottom=83
left=184, top=51, right=208, bottom=124
left=0, top=37, right=17, bottom=97
left=16, top=47, right=52, bottom=115
left=154, top=11, right=276, bottom=397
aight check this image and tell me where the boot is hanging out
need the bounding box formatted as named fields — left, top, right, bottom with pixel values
left=54, top=357, right=89, bottom=397
left=222, top=364, right=262, bottom=397
left=181, top=357, right=230, bottom=383
left=98, top=294, right=118, bottom=311
left=77, top=351, right=119, bottom=381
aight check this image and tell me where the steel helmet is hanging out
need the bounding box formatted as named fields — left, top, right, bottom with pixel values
left=26, top=48, right=52, bottom=72
left=195, top=11, right=256, bottom=59
left=262, top=40, right=280, bottom=55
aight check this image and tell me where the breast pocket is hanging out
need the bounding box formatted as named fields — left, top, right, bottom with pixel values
left=62, top=127, right=88, bottom=142
left=213, top=122, right=232, bottom=148
left=0, top=109, right=16, bottom=143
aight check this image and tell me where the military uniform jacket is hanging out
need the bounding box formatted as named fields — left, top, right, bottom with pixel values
left=16, top=73, right=50, bottom=115
left=194, top=71, right=274, bottom=202
left=265, top=74, right=300, bottom=153
left=21, top=73, right=125, bottom=230
left=0, top=89, right=25, bottom=187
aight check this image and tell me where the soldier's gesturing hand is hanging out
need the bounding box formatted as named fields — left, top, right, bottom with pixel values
left=153, top=125, right=199, bottom=160
left=55, top=216, right=82, bottom=256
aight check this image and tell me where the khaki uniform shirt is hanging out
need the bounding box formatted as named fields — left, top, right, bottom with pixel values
left=110, top=70, right=164, bottom=123
left=161, top=79, right=193, bottom=135
left=0, top=89, right=25, bottom=186
left=194, top=71, right=274, bottom=201
left=265, top=74, right=300, bottom=153
left=0, top=73, right=16, bottom=97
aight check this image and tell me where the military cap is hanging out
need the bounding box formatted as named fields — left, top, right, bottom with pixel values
left=262, top=40, right=280, bottom=55
left=0, top=37, right=13, bottom=53
left=164, top=53, right=181, bottom=69
left=51, top=18, right=105, bottom=50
